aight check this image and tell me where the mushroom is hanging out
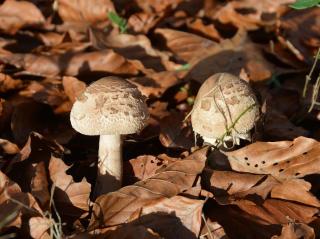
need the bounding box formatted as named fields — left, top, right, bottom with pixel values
left=70, top=76, right=149, bottom=195
left=191, top=73, right=259, bottom=146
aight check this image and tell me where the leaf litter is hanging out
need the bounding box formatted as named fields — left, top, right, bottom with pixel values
left=0, top=1, right=320, bottom=238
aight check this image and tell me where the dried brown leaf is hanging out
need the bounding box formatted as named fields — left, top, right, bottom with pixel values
left=214, top=0, right=294, bottom=30
left=235, top=199, right=318, bottom=225
left=0, top=0, right=45, bottom=34
left=135, top=0, right=183, bottom=13
left=29, top=216, right=51, bottom=239
left=62, top=76, right=86, bottom=103
left=271, top=179, right=320, bottom=207
left=155, top=28, right=216, bottom=62
left=57, top=0, right=114, bottom=24
left=49, top=156, right=91, bottom=218
left=224, top=137, right=320, bottom=180
left=0, top=171, right=44, bottom=230
left=0, top=50, right=138, bottom=77
left=89, top=147, right=208, bottom=228
left=138, top=196, right=204, bottom=238
left=272, top=222, right=315, bottom=239
left=0, top=139, right=19, bottom=155
left=124, top=155, right=175, bottom=185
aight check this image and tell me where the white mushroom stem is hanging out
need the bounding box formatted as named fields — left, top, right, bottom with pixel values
left=96, top=134, right=123, bottom=195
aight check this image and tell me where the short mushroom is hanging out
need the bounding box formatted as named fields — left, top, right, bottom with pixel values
left=191, top=73, right=259, bottom=146
left=70, top=76, right=149, bottom=195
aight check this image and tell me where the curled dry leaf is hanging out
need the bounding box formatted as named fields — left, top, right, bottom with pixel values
left=29, top=216, right=51, bottom=239
left=272, top=222, right=315, bottom=239
left=136, top=196, right=204, bottom=238
left=135, top=0, right=183, bottom=13
left=57, top=0, right=114, bottom=24
left=0, top=50, right=138, bottom=77
left=223, top=136, right=320, bottom=180
left=0, top=0, right=45, bottom=34
left=49, top=156, right=91, bottom=219
left=62, top=76, right=86, bottom=103
left=90, top=29, right=178, bottom=72
left=89, top=147, right=208, bottom=228
left=0, top=171, right=44, bottom=230
left=213, top=0, right=294, bottom=30
left=203, top=169, right=320, bottom=207
left=155, top=28, right=216, bottom=62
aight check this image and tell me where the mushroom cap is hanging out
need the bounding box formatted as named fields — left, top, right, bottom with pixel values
left=70, top=77, right=149, bottom=135
left=191, top=73, right=259, bottom=143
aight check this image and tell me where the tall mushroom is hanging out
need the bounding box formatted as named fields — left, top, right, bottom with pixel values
left=191, top=73, right=259, bottom=146
left=70, top=77, right=149, bottom=195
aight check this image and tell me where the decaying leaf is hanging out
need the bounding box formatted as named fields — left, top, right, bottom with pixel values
left=0, top=50, right=139, bottom=77
left=57, top=0, right=114, bottom=25
left=62, top=76, right=86, bottom=103
left=272, top=222, right=315, bottom=239
left=213, top=0, right=295, bottom=30
left=49, top=156, right=91, bottom=219
left=0, top=0, right=45, bottom=34
left=224, top=136, right=320, bottom=180
left=90, top=147, right=208, bottom=228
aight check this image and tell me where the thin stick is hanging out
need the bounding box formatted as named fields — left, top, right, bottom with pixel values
left=303, top=48, right=320, bottom=98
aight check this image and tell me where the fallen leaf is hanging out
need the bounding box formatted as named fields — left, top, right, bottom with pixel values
left=271, top=179, right=320, bottom=207
left=137, top=196, right=204, bottom=238
left=57, top=0, right=114, bottom=25
left=0, top=139, right=19, bottom=155
left=0, top=50, right=139, bottom=77
left=89, top=147, right=208, bottom=228
left=62, top=76, right=86, bottom=103
left=124, top=155, right=175, bottom=185
left=224, top=137, right=320, bottom=180
left=0, top=0, right=45, bottom=34
left=272, top=222, right=315, bottom=239
left=155, top=28, right=216, bottom=62
left=135, top=0, right=183, bottom=13
left=213, top=0, right=294, bottom=30
left=49, top=156, right=91, bottom=219
left=235, top=199, right=318, bottom=225
left=29, top=216, right=51, bottom=239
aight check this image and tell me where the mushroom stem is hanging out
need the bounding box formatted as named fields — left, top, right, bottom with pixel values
left=96, top=134, right=122, bottom=195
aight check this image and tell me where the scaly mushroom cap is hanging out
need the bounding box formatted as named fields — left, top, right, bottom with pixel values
left=191, top=73, right=259, bottom=144
left=70, top=77, right=149, bottom=135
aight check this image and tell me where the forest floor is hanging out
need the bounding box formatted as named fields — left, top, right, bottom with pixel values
left=0, top=0, right=320, bottom=238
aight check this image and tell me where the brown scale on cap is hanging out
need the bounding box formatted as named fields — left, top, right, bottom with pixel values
left=70, top=76, right=149, bottom=136
left=191, top=73, right=259, bottom=145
